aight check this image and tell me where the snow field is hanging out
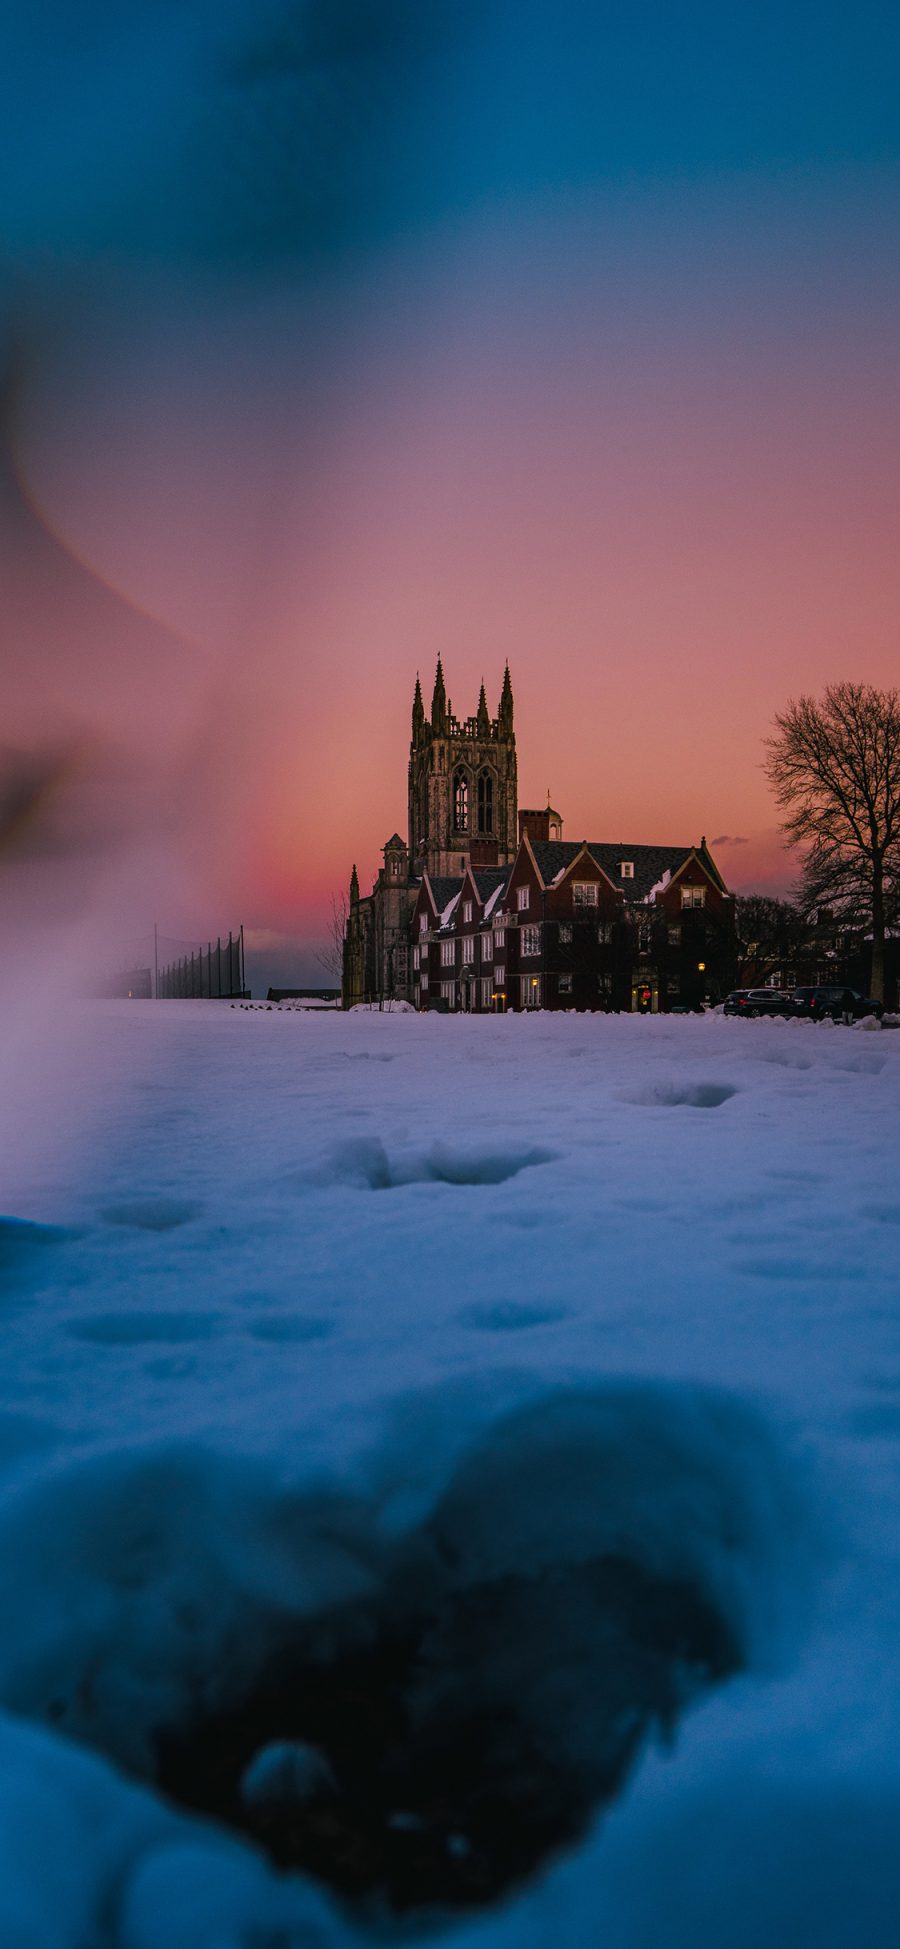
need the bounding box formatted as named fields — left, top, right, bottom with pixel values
left=0, top=1002, right=899, bottom=1945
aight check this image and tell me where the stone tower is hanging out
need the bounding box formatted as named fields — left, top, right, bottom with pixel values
left=407, top=663, right=518, bottom=878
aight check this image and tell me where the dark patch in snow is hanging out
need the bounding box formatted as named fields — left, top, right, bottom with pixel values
left=327, top=1139, right=556, bottom=1191
left=101, top=1199, right=198, bottom=1232
left=617, top=1081, right=738, bottom=1109
left=247, top=1316, right=333, bottom=1344
left=859, top=1204, right=900, bottom=1226
left=156, top=1548, right=734, bottom=1917
left=66, top=1310, right=220, bottom=1346
left=0, top=1216, right=71, bottom=1278
left=458, top=1300, right=570, bottom=1333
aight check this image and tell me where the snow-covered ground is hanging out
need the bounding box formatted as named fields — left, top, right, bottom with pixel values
left=2, top=1002, right=900, bottom=1947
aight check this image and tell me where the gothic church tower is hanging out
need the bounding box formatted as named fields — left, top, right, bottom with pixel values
left=408, top=662, right=518, bottom=878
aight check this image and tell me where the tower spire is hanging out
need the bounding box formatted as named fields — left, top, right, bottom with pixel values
left=431, top=657, right=448, bottom=734
left=412, top=672, right=424, bottom=742
left=498, top=662, right=514, bottom=735
left=476, top=679, right=490, bottom=736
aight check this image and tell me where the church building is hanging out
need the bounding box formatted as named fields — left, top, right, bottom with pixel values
left=342, top=664, right=735, bottom=1010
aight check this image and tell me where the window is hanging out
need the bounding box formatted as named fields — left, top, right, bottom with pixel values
left=668, top=924, right=681, bottom=946
left=463, top=901, right=473, bottom=923
left=667, top=978, right=680, bottom=994
left=419, top=913, right=427, bottom=934
left=620, top=862, right=634, bottom=880
left=558, top=973, right=573, bottom=995
left=420, top=973, right=429, bottom=991
left=559, top=923, right=572, bottom=944
left=637, top=922, right=652, bottom=952
left=517, top=887, right=530, bottom=912
left=521, top=926, right=541, bottom=956
left=440, top=939, right=455, bottom=967
left=461, top=935, right=475, bottom=964
left=597, top=921, right=613, bottom=945
left=395, top=946, right=408, bottom=984
left=598, top=973, right=612, bottom=995
left=480, top=978, right=492, bottom=1009
left=522, top=975, right=542, bottom=1008
left=573, top=881, right=599, bottom=907
left=681, top=886, right=706, bottom=910
left=493, top=927, right=505, bottom=950
left=453, top=769, right=469, bottom=833
left=493, top=966, right=504, bottom=986
left=412, top=946, right=420, bottom=971
left=477, top=769, right=494, bottom=835
left=441, top=981, right=456, bottom=1007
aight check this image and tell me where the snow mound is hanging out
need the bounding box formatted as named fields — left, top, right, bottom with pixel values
left=323, top=1138, right=557, bottom=1189
left=0, top=1382, right=812, bottom=1922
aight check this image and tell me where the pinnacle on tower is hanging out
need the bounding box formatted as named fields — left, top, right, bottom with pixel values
left=412, top=673, right=425, bottom=741
left=498, top=662, right=514, bottom=734
left=477, top=680, right=490, bottom=736
left=349, top=863, right=360, bottom=906
left=431, top=657, right=448, bottom=733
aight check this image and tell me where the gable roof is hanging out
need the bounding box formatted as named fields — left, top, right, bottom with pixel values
left=527, top=841, right=717, bottom=903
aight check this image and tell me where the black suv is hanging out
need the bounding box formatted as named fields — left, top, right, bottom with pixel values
left=724, top=988, right=797, bottom=1018
left=792, top=985, right=883, bottom=1023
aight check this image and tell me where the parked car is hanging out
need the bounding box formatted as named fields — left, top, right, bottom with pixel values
left=724, top=988, right=797, bottom=1018
left=792, top=985, right=884, bottom=1023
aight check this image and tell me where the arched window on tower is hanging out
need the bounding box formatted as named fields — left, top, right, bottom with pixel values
left=453, top=768, right=470, bottom=833
left=477, top=769, right=494, bottom=835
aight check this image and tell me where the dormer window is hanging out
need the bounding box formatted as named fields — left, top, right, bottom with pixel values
left=620, top=861, right=634, bottom=880
left=419, top=914, right=427, bottom=934
left=463, top=900, right=473, bottom=923
left=681, top=885, right=705, bottom=910
left=517, top=887, right=530, bottom=912
left=573, top=881, right=598, bottom=907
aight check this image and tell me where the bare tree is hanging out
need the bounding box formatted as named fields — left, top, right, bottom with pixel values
left=734, top=893, right=809, bottom=987
left=765, top=683, right=900, bottom=1001
left=315, top=892, right=348, bottom=982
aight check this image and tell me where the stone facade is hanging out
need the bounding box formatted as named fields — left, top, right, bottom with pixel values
left=342, top=664, right=518, bottom=1006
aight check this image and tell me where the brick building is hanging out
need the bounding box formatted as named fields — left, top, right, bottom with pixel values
left=343, top=667, right=735, bottom=1010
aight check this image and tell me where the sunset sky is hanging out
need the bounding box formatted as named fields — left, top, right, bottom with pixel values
left=2, top=2, right=899, bottom=989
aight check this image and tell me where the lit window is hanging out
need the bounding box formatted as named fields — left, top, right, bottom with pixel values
left=681, top=886, right=706, bottom=910
left=440, top=940, right=455, bottom=967
left=461, top=935, right=475, bottom=964
left=559, top=923, right=573, bottom=944
left=517, top=887, right=530, bottom=911
left=463, top=901, right=473, bottom=923
left=558, top=973, right=573, bottom=995
left=573, top=882, right=598, bottom=907
left=523, top=975, right=542, bottom=1008
left=620, top=862, right=634, bottom=880
left=521, top=926, right=541, bottom=957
